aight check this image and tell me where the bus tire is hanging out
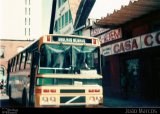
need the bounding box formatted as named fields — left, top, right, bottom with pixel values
left=22, top=88, right=28, bottom=107
left=8, top=85, right=12, bottom=101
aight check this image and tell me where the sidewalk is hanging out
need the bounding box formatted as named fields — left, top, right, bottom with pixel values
left=0, top=94, right=9, bottom=100
left=104, top=97, right=160, bottom=108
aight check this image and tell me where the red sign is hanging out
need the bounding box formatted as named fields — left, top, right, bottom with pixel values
left=100, top=28, right=122, bottom=44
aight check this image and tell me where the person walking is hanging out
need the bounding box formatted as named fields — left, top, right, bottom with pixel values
left=0, top=79, right=4, bottom=96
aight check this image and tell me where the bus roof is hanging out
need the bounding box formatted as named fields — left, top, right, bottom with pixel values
left=8, top=34, right=100, bottom=61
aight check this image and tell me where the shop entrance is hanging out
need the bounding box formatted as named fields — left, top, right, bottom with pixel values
left=120, top=54, right=141, bottom=100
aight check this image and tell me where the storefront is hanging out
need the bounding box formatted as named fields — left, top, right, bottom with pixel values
left=102, top=29, right=160, bottom=101
left=95, top=0, right=160, bottom=102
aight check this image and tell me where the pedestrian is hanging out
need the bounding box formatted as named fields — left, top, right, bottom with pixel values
left=0, top=79, right=4, bottom=96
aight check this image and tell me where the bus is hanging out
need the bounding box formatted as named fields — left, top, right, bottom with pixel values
left=6, top=34, right=103, bottom=107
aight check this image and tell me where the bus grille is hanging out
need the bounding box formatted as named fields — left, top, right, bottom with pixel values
left=60, top=89, right=85, bottom=93
left=60, top=96, right=85, bottom=103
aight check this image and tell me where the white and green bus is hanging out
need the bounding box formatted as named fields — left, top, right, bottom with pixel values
left=7, top=34, right=103, bottom=107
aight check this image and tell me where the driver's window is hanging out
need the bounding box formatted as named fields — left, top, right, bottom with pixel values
left=77, top=53, right=90, bottom=70
left=52, top=53, right=64, bottom=68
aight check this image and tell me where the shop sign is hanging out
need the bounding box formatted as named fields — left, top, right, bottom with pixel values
left=112, top=37, right=141, bottom=54
left=101, top=45, right=112, bottom=56
left=102, top=31, right=160, bottom=56
left=91, top=28, right=109, bottom=37
left=100, top=28, right=122, bottom=44
left=141, top=31, right=160, bottom=49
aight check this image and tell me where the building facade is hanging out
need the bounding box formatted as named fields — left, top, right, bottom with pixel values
left=52, top=0, right=96, bottom=35
left=95, top=0, right=160, bottom=102
left=53, top=0, right=81, bottom=34
left=0, top=0, right=52, bottom=81
left=1, top=0, right=52, bottom=40
left=0, top=40, right=31, bottom=81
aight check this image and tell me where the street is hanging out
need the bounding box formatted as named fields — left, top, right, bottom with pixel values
left=1, top=93, right=159, bottom=108
left=0, top=94, right=105, bottom=108
left=0, top=94, right=10, bottom=107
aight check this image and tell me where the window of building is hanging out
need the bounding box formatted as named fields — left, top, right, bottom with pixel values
left=25, top=18, right=27, bottom=25
left=29, top=28, right=30, bottom=36
left=29, top=18, right=30, bottom=25
left=58, top=0, right=67, bottom=8
left=29, top=0, right=31, bottom=5
left=25, top=0, right=27, bottom=5
left=25, top=7, right=27, bottom=15
left=58, top=18, right=61, bottom=30
left=29, top=8, right=31, bottom=15
left=62, top=15, right=65, bottom=28
left=55, top=21, right=58, bottom=32
left=69, top=10, right=72, bottom=23
left=58, top=0, right=61, bottom=8
left=0, top=66, right=5, bottom=77
left=25, top=28, right=27, bottom=36
left=0, top=47, right=5, bottom=58
left=65, top=11, right=69, bottom=26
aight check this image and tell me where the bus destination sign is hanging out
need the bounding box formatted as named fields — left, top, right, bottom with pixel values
left=52, top=36, right=92, bottom=44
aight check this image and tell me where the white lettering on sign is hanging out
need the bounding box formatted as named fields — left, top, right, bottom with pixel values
left=101, top=45, right=112, bottom=56
left=72, top=38, right=85, bottom=43
left=100, top=28, right=122, bottom=44
left=58, top=37, right=85, bottom=43
left=101, top=31, right=160, bottom=56
left=91, top=28, right=109, bottom=36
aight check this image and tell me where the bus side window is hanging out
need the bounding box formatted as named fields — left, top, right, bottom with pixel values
left=20, top=52, right=26, bottom=70
left=16, top=54, right=21, bottom=71
left=13, top=56, right=18, bottom=72
left=25, top=52, right=32, bottom=70
left=10, top=59, right=14, bottom=72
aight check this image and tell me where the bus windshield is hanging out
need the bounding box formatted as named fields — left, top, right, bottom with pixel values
left=39, top=44, right=100, bottom=74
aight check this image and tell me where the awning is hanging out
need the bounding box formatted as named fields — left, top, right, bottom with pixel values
left=96, top=0, right=160, bottom=27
